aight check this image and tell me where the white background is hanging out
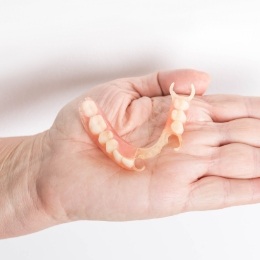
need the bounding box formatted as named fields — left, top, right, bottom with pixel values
left=1, top=0, right=260, bottom=259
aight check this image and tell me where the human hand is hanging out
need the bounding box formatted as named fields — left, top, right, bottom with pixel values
left=36, top=69, right=260, bottom=225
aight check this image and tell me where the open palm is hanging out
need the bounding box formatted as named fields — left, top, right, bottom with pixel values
left=39, top=69, right=260, bottom=223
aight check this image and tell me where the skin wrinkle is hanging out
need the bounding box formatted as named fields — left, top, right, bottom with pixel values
left=138, top=73, right=156, bottom=97
left=0, top=141, right=23, bottom=176
left=184, top=180, right=200, bottom=212
left=179, top=154, right=213, bottom=212
left=206, top=146, right=220, bottom=177
left=126, top=79, right=143, bottom=98
left=125, top=97, right=158, bottom=147
left=194, top=156, right=213, bottom=181
left=202, top=122, right=221, bottom=147
left=148, top=98, right=165, bottom=142
left=243, top=96, right=251, bottom=118
left=35, top=134, right=71, bottom=223
left=7, top=153, right=28, bottom=232
left=122, top=98, right=152, bottom=144
left=4, top=196, right=16, bottom=235
left=182, top=183, right=193, bottom=212
left=208, top=147, right=219, bottom=175
left=28, top=133, right=49, bottom=213
left=0, top=148, right=11, bottom=175
left=252, top=147, right=260, bottom=179
left=222, top=119, right=260, bottom=148
left=0, top=146, right=10, bottom=173
left=126, top=97, right=152, bottom=128
left=36, top=168, right=69, bottom=223
left=26, top=137, right=37, bottom=215
left=156, top=71, right=165, bottom=96
left=209, top=123, right=222, bottom=147
left=116, top=95, right=131, bottom=131
left=119, top=86, right=142, bottom=130
left=211, top=143, right=260, bottom=179
left=211, top=98, right=223, bottom=122
left=246, top=145, right=258, bottom=178
left=220, top=121, right=232, bottom=146
left=222, top=178, right=232, bottom=208
left=105, top=92, right=120, bottom=120
left=189, top=118, right=260, bottom=151
left=250, top=178, right=260, bottom=204
left=252, top=179, right=258, bottom=204
left=187, top=98, right=211, bottom=123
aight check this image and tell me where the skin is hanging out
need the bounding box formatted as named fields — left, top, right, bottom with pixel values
left=1, top=69, right=260, bottom=239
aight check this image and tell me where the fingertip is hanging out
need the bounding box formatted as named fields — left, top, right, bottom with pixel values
left=158, top=69, right=211, bottom=96
left=197, top=70, right=211, bottom=94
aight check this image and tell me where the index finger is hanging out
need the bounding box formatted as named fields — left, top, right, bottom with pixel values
left=204, top=95, right=260, bottom=122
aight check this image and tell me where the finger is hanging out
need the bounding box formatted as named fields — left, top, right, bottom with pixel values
left=184, top=118, right=260, bottom=148
left=187, top=176, right=260, bottom=211
left=208, top=143, right=260, bottom=179
left=133, top=69, right=210, bottom=98
left=158, top=69, right=210, bottom=96
left=203, top=94, right=260, bottom=122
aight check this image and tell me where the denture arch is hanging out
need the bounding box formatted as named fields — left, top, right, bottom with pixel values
left=79, top=82, right=195, bottom=171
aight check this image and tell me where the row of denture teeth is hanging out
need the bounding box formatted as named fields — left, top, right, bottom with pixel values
left=81, top=99, right=135, bottom=169
left=170, top=98, right=189, bottom=135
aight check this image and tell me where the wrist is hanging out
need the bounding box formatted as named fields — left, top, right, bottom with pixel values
left=0, top=132, right=57, bottom=238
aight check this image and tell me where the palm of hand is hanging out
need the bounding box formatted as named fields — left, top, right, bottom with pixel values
left=40, top=70, right=258, bottom=222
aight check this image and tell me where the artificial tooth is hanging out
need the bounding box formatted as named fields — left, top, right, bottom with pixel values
left=170, top=121, right=184, bottom=135
left=173, top=99, right=189, bottom=111
left=171, top=110, right=187, bottom=123
left=89, top=115, right=107, bottom=135
left=98, top=130, right=114, bottom=144
left=82, top=99, right=98, bottom=117
left=106, top=139, right=119, bottom=153
left=122, top=157, right=135, bottom=168
left=113, top=150, right=123, bottom=163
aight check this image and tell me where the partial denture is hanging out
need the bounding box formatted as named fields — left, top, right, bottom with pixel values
left=79, top=82, right=195, bottom=171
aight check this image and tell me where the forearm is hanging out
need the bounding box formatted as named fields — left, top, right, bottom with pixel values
left=0, top=133, right=55, bottom=239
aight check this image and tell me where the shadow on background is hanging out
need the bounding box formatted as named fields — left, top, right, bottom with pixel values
left=0, top=54, right=165, bottom=118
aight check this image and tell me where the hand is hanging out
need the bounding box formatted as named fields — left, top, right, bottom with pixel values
left=37, top=69, right=260, bottom=224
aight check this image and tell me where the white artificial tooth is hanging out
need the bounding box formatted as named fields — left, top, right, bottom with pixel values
left=98, top=130, right=114, bottom=144
left=106, top=139, right=119, bottom=153
left=113, top=150, right=123, bottom=163
left=89, top=115, right=107, bottom=135
left=122, top=157, right=135, bottom=168
left=82, top=99, right=98, bottom=117
left=171, top=121, right=184, bottom=135
left=173, top=99, right=189, bottom=111
left=171, top=110, right=187, bottom=123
